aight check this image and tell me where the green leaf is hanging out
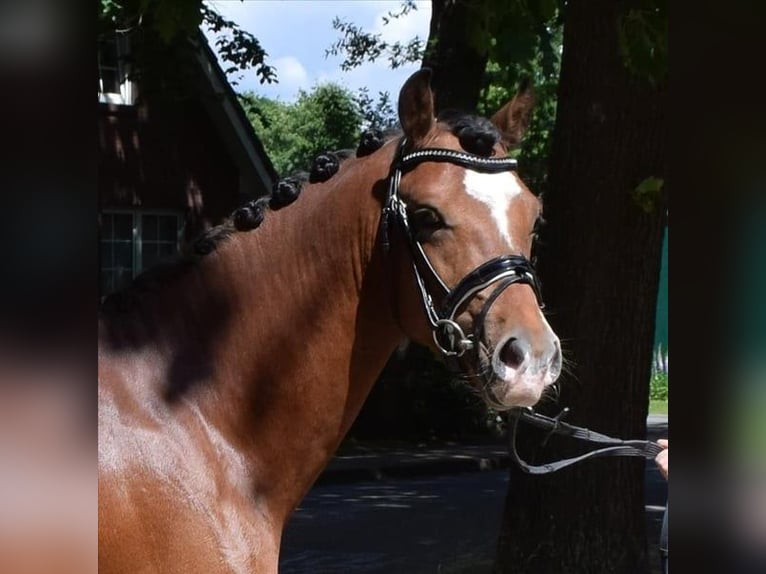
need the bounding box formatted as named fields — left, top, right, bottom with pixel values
left=632, top=176, right=665, bottom=213
left=617, top=3, right=667, bottom=85
left=153, top=1, right=204, bottom=43
left=532, top=0, right=559, bottom=22
left=240, top=84, right=363, bottom=176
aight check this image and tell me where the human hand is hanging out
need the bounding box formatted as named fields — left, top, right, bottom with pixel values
left=655, top=438, right=668, bottom=480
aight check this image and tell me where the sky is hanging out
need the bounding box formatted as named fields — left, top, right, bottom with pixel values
left=203, top=0, right=431, bottom=101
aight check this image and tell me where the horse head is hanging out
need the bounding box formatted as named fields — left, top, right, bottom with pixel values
left=389, top=69, right=561, bottom=409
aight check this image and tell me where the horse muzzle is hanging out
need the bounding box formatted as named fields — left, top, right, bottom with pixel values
left=483, top=328, right=562, bottom=409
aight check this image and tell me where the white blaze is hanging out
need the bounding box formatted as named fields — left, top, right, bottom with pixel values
left=463, top=170, right=522, bottom=249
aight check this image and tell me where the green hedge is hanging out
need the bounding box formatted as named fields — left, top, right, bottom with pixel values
left=650, top=372, right=668, bottom=401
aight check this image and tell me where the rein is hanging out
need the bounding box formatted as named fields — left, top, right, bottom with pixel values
left=381, top=139, right=543, bottom=359
left=508, top=407, right=664, bottom=474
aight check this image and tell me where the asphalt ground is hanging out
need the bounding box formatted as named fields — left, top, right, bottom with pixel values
left=280, top=415, right=668, bottom=573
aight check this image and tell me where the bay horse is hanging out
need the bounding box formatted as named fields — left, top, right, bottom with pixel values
left=98, top=69, right=562, bottom=573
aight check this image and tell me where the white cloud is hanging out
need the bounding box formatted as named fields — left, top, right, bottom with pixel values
left=372, top=2, right=431, bottom=44
left=273, top=56, right=309, bottom=90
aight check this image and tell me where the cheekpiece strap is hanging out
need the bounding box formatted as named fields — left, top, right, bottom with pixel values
left=380, top=139, right=409, bottom=253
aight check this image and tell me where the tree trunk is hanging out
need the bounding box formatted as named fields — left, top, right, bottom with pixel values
left=422, top=0, right=490, bottom=113
left=494, top=0, right=667, bottom=572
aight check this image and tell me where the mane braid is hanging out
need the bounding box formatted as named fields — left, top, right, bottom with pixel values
left=101, top=139, right=374, bottom=313
left=357, top=128, right=401, bottom=157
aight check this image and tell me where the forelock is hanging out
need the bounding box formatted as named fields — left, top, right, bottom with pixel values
left=437, top=110, right=501, bottom=157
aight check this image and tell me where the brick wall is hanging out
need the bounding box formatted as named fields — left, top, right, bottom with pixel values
left=98, top=98, right=240, bottom=242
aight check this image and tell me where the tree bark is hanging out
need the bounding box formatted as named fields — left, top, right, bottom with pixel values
left=422, top=0, right=490, bottom=113
left=494, top=1, right=667, bottom=572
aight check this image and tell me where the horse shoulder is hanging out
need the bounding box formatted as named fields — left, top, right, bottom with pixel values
left=98, top=373, right=278, bottom=573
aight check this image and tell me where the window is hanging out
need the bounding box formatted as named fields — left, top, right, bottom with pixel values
left=100, top=212, right=134, bottom=295
left=97, top=32, right=136, bottom=105
left=100, top=211, right=183, bottom=295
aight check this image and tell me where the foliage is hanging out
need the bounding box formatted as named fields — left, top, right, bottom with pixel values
left=462, top=1, right=564, bottom=197
left=632, top=175, right=665, bottom=214
left=650, top=372, right=668, bottom=401
left=299, top=84, right=363, bottom=157
left=650, top=345, right=669, bottom=401
left=477, top=20, right=563, bottom=197
left=239, top=84, right=362, bottom=176
left=99, top=0, right=201, bottom=41
left=617, top=0, right=668, bottom=86
left=99, top=0, right=123, bottom=26
left=326, top=1, right=424, bottom=71
left=354, top=88, right=399, bottom=131
left=200, top=5, right=276, bottom=86
left=239, top=95, right=302, bottom=175
left=98, top=0, right=275, bottom=99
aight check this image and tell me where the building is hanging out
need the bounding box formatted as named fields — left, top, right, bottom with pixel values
left=97, top=30, right=276, bottom=297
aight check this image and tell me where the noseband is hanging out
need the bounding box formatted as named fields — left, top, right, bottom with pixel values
left=381, top=139, right=543, bottom=360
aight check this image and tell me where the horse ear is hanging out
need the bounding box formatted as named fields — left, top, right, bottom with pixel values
left=398, top=68, right=435, bottom=144
left=491, top=78, right=535, bottom=148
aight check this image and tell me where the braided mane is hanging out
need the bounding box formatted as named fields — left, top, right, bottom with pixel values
left=101, top=111, right=496, bottom=311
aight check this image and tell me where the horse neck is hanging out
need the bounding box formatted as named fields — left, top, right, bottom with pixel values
left=114, top=143, right=404, bottom=519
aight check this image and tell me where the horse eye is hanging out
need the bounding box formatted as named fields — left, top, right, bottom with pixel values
left=409, top=207, right=445, bottom=237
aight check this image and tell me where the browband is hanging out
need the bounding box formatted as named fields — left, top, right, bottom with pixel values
left=399, top=148, right=519, bottom=173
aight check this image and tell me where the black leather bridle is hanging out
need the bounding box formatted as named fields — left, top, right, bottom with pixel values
left=381, top=139, right=543, bottom=360
left=380, top=139, right=664, bottom=475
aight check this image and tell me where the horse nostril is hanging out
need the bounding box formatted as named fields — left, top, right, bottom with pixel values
left=499, top=338, right=527, bottom=370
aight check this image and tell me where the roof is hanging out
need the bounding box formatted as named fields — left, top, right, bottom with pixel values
left=191, top=31, right=278, bottom=197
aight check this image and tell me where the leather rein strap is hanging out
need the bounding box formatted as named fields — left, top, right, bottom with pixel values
left=508, top=407, right=664, bottom=474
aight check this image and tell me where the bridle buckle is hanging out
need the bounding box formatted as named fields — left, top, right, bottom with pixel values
left=433, top=319, right=474, bottom=357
